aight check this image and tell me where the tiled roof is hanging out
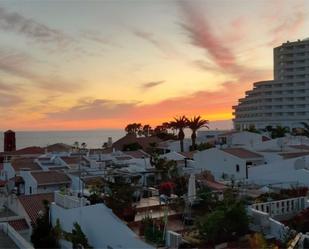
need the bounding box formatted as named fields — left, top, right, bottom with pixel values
left=262, top=136, right=271, bottom=141
left=123, top=150, right=150, bottom=158
left=31, top=171, right=70, bottom=186
left=280, top=151, right=309, bottom=159
left=18, top=193, right=54, bottom=224
left=112, top=134, right=162, bottom=151
left=8, top=219, right=29, bottom=231
left=289, top=145, right=309, bottom=151
left=13, top=146, right=45, bottom=155
left=222, top=148, right=263, bottom=159
left=60, top=156, right=80, bottom=164
left=205, top=180, right=227, bottom=191
left=11, top=157, right=41, bottom=171
left=45, top=143, right=72, bottom=153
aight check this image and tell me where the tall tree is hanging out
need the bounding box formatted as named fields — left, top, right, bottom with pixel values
left=141, top=124, right=152, bottom=137
left=125, top=123, right=142, bottom=136
left=187, top=116, right=209, bottom=150
left=300, top=122, right=309, bottom=137
left=169, top=116, right=188, bottom=152
left=31, top=200, right=60, bottom=249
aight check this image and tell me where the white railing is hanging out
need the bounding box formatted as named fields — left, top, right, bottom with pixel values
left=0, top=222, right=34, bottom=249
left=54, top=192, right=88, bottom=209
left=251, top=196, right=306, bottom=217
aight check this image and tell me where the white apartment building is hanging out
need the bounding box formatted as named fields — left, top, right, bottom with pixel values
left=233, top=38, right=309, bottom=131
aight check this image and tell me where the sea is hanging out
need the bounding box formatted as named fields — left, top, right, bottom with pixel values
left=0, top=130, right=126, bottom=151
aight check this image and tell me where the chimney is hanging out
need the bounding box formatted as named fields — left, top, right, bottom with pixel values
left=107, top=137, right=113, bottom=148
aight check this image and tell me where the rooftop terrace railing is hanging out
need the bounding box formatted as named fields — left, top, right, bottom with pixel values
left=54, top=191, right=89, bottom=209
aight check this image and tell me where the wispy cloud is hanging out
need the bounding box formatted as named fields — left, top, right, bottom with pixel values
left=132, top=29, right=183, bottom=59
left=0, top=92, right=23, bottom=107
left=266, top=2, right=306, bottom=46
left=179, top=1, right=236, bottom=70
left=141, top=80, right=165, bottom=90
left=0, top=48, right=83, bottom=92
left=0, top=6, right=73, bottom=46
left=46, top=98, right=140, bottom=120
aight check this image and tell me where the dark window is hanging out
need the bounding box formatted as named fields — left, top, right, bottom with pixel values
left=236, top=164, right=240, bottom=172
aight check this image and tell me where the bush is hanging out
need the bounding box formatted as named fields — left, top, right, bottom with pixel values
left=197, top=201, right=249, bottom=244
left=64, top=222, right=92, bottom=249
left=31, top=200, right=60, bottom=249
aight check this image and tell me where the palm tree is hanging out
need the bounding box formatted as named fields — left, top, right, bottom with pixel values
left=169, top=116, right=188, bottom=152
left=187, top=116, right=209, bottom=150
left=300, top=122, right=309, bottom=137
left=271, top=126, right=289, bottom=139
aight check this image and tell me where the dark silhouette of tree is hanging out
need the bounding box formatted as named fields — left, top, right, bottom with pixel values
left=125, top=123, right=142, bottom=136
left=31, top=200, right=60, bottom=249
left=64, top=222, right=92, bottom=249
left=187, top=116, right=209, bottom=150
left=271, top=126, right=289, bottom=138
left=300, top=122, right=309, bottom=137
left=141, top=124, right=153, bottom=137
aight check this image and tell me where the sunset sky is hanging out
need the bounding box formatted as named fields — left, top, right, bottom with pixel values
left=0, top=0, right=308, bottom=131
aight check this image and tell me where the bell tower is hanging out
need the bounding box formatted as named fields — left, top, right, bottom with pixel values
left=4, top=130, right=16, bottom=152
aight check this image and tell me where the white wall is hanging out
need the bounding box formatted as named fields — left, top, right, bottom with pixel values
left=248, top=155, right=309, bottom=186
left=50, top=203, right=154, bottom=249
left=19, top=171, right=37, bottom=195
left=1, top=162, right=16, bottom=181
left=166, top=139, right=191, bottom=152
left=229, top=132, right=264, bottom=147
left=193, top=148, right=247, bottom=180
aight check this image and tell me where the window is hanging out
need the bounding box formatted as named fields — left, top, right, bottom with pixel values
left=29, top=186, right=32, bottom=194
left=236, top=164, right=240, bottom=172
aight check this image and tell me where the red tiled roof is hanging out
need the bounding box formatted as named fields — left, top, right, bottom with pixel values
left=60, top=156, right=80, bottom=164
left=18, top=193, right=54, bottom=224
left=289, top=145, right=309, bottom=151
left=8, top=219, right=29, bottom=231
left=113, top=134, right=162, bottom=151
left=262, top=136, right=271, bottom=141
left=0, top=147, right=44, bottom=156
left=205, top=180, right=227, bottom=191
left=222, top=148, right=263, bottom=159
left=14, top=146, right=45, bottom=155
left=11, top=157, right=41, bottom=171
left=31, top=171, right=70, bottom=186
left=123, top=150, right=150, bottom=158
left=45, top=143, right=72, bottom=153
left=280, top=151, right=309, bottom=159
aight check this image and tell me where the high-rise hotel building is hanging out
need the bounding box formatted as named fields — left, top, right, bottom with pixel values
left=233, top=38, right=309, bottom=131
